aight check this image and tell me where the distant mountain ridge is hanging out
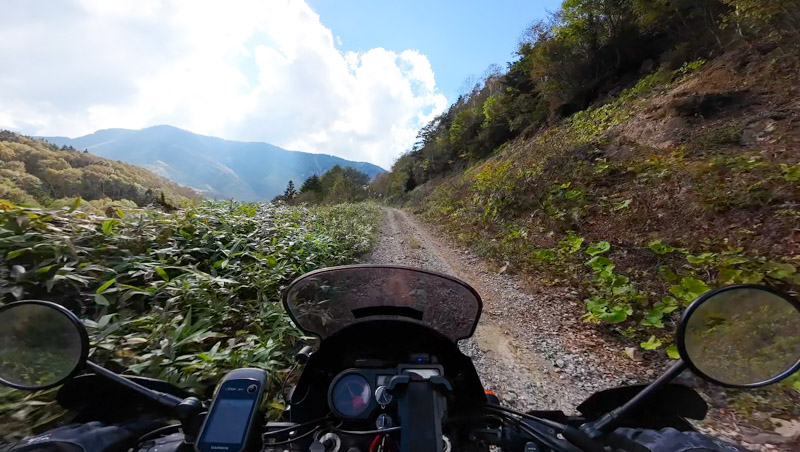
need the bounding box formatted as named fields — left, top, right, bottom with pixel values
left=41, top=125, right=385, bottom=201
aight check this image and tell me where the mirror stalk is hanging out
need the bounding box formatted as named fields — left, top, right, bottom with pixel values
left=85, top=361, right=183, bottom=409
left=581, top=361, right=687, bottom=438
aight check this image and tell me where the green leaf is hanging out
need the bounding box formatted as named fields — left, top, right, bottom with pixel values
left=594, top=303, right=632, bottom=324
left=155, top=267, right=170, bottom=282
left=686, top=253, right=715, bottom=265
left=765, top=262, right=796, bottom=280
left=600, top=310, right=628, bottom=323
left=96, top=278, right=117, bottom=294
left=7, top=248, right=30, bottom=259
left=558, top=235, right=584, bottom=254
left=640, top=314, right=664, bottom=328
left=101, top=219, right=119, bottom=235
left=657, top=265, right=680, bottom=282
left=67, top=197, right=82, bottom=213
left=586, top=256, right=614, bottom=273
left=718, top=268, right=742, bottom=285
left=533, top=249, right=556, bottom=261
left=585, top=295, right=608, bottom=312
left=666, top=344, right=680, bottom=359
left=648, top=240, right=674, bottom=255
left=781, top=163, right=800, bottom=182
left=682, top=277, right=710, bottom=296
left=565, top=189, right=583, bottom=199
left=97, top=314, right=115, bottom=328
left=669, top=277, right=711, bottom=304
left=586, top=241, right=611, bottom=256
left=720, top=255, right=748, bottom=266
left=94, top=294, right=110, bottom=306
left=36, top=264, right=57, bottom=274
left=640, top=335, right=663, bottom=350
left=661, top=296, right=679, bottom=307
left=740, top=271, right=764, bottom=284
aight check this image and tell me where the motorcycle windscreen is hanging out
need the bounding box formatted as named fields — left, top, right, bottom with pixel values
left=283, top=265, right=482, bottom=342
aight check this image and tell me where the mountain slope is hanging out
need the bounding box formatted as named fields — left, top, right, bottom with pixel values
left=42, top=126, right=385, bottom=201
left=0, top=130, right=198, bottom=209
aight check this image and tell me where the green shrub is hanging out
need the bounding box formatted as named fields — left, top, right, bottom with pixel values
left=0, top=200, right=382, bottom=441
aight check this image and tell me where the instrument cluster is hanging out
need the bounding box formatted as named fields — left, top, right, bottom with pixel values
left=328, top=360, right=443, bottom=424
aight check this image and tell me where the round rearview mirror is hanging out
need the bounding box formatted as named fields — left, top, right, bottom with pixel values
left=0, top=301, right=88, bottom=389
left=677, top=285, right=800, bottom=388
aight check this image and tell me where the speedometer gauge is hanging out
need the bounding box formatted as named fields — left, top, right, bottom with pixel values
left=330, top=373, right=372, bottom=418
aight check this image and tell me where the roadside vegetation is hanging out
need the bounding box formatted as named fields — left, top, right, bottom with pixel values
left=372, top=0, right=800, bottom=353
left=370, top=0, right=800, bottom=427
left=0, top=198, right=382, bottom=442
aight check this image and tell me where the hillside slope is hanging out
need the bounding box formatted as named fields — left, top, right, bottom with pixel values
left=373, top=21, right=800, bottom=449
left=405, top=49, right=800, bottom=335
left=42, top=126, right=385, bottom=201
left=0, top=131, right=198, bottom=209
left=372, top=0, right=800, bottom=360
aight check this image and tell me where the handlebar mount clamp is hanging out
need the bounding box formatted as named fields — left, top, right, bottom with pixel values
left=387, top=374, right=452, bottom=452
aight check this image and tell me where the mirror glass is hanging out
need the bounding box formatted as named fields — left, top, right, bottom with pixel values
left=0, top=303, right=85, bottom=389
left=682, top=287, right=800, bottom=387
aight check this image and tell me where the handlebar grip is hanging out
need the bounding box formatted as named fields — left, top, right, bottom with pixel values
left=562, top=426, right=605, bottom=452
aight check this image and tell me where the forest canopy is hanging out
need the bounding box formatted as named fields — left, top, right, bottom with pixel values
left=372, top=0, right=800, bottom=200
left=278, top=165, right=371, bottom=205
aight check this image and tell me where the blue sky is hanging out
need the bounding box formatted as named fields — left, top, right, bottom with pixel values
left=1, top=0, right=562, bottom=168
left=308, top=0, right=562, bottom=102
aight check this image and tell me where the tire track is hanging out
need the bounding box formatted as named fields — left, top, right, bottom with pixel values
left=364, top=207, right=636, bottom=412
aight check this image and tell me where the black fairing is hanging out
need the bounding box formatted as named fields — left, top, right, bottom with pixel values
left=577, top=384, right=708, bottom=431
left=289, top=319, right=485, bottom=423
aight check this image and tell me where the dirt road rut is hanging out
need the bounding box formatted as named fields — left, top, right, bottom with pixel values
left=364, top=208, right=647, bottom=413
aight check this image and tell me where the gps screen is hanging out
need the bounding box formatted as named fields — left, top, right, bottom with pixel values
left=201, top=397, right=255, bottom=444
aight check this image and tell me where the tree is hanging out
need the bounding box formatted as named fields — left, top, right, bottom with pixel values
left=283, top=180, right=298, bottom=202
left=719, top=0, right=800, bottom=43
left=300, top=175, right=322, bottom=194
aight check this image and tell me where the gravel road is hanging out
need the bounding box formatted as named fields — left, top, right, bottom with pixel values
left=363, top=207, right=657, bottom=413
left=362, top=207, right=800, bottom=451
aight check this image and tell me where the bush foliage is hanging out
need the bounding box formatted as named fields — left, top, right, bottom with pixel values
left=0, top=200, right=382, bottom=442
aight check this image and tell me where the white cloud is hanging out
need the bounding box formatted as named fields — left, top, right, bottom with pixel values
left=0, top=0, right=447, bottom=169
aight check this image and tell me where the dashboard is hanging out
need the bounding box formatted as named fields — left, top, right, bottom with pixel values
left=281, top=320, right=488, bottom=452
left=327, top=357, right=443, bottom=428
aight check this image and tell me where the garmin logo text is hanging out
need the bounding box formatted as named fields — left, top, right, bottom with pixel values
left=210, top=446, right=230, bottom=450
